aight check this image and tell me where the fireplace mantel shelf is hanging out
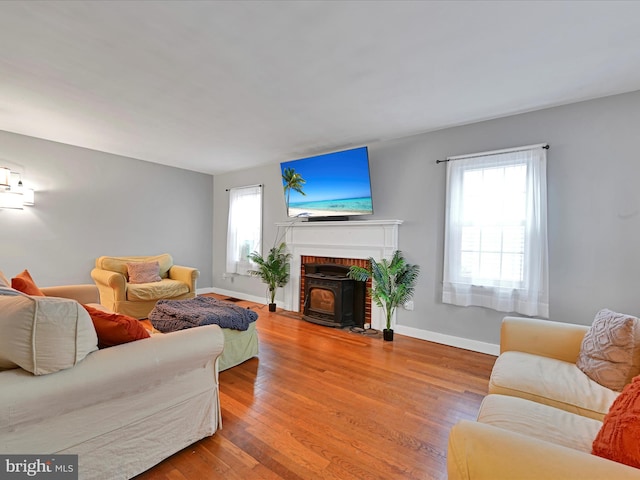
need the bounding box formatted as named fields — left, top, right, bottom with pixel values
left=276, top=219, right=403, bottom=228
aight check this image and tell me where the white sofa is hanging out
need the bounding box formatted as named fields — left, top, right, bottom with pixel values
left=447, top=316, right=640, bottom=479
left=0, top=283, right=225, bottom=480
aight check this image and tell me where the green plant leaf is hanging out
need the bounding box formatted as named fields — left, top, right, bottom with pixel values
left=348, top=251, right=420, bottom=330
left=247, top=242, right=292, bottom=304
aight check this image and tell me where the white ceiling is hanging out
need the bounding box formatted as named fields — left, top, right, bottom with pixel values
left=1, top=1, right=640, bottom=175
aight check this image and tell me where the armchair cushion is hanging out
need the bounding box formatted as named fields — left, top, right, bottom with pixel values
left=127, top=280, right=189, bottom=301
left=478, top=394, right=602, bottom=453
left=448, top=420, right=640, bottom=480
left=490, top=351, right=618, bottom=420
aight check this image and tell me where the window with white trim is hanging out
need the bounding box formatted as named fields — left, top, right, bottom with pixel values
left=226, top=184, right=262, bottom=276
left=442, top=145, right=549, bottom=317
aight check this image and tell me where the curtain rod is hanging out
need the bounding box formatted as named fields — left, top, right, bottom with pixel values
left=436, top=143, right=549, bottom=164
left=225, top=183, right=263, bottom=192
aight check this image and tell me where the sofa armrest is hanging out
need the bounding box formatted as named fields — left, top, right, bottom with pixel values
left=448, top=420, right=640, bottom=480
left=500, top=316, right=589, bottom=363
left=91, top=268, right=126, bottom=294
left=40, top=284, right=100, bottom=305
left=90, top=268, right=127, bottom=312
left=169, top=265, right=199, bottom=292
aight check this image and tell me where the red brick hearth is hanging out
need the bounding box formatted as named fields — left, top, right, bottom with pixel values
left=299, top=255, right=372, bottom=326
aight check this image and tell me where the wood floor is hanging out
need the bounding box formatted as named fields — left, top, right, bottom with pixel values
left=134, top=299, right=496, bottom=480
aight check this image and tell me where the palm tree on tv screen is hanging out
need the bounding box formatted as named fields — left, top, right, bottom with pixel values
left=282, top=167, right=306, bottom=211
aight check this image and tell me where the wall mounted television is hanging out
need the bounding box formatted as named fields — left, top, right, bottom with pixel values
left=280, top=146, right=374, bottom=220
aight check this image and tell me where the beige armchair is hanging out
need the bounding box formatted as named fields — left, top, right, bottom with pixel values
left=91, top=254, right=199, bottom=319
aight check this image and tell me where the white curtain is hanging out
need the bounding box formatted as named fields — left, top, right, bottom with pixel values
left=442, top=145, right=548, bottom=317
left=226, top=185, right=262, bottom=275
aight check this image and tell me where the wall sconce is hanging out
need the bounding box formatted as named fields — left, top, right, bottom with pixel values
left=0, top=190, right=24, bottom=209
left=20, top=181, right=35, bottom=206
left=0, top=167, right=36, bottom=209
left=0, top=167, right=10, bottom=188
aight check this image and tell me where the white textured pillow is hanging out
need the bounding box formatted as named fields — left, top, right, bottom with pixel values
left=577, top=309, right=640, bottom=391
left=0, top=295, right=98, bottom=375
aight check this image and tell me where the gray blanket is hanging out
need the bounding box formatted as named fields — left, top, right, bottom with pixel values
left=149, top=297, right=258, bottom=332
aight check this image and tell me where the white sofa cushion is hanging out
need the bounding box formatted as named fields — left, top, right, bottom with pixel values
left=490, top=351, right=619, bottom=420
left=478, top=394, right=603, bottom=453
left=0, top=294, right=98, bottom=374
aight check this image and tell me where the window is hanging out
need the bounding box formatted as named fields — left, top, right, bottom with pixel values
left=442, top=145, right=548, bottom=317
left=226, top=185, right=262, bottom=275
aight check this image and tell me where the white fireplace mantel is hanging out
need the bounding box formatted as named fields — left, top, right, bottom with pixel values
left=276, top=219, right=402, bottom=330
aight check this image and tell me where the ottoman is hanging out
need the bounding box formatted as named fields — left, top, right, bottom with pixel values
left=217, top=322, right=259, bottom=371
left=143, top=297, right=259, bottom=371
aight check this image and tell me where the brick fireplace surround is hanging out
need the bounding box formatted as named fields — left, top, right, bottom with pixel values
left=277, top=219, right=402, bottom=331
left=300, top=255, right=372, bottom=326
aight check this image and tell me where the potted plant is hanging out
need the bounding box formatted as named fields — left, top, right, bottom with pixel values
left=247, top=242, right=292, bottom=312
left=348, top=250, right=420, bottom=341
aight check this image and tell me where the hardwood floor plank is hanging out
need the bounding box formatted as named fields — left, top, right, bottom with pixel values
left=134, top=300, right=495, bottom=479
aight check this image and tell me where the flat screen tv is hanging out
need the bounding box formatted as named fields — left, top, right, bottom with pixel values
left=280, top=146, right=373, bottom=220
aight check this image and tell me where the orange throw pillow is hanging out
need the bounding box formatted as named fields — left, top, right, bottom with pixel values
left=11, top=269, right=44, bottom=296
left=83, top=305, right=150, bottom=349
left=592, top=375, right=640, bottom=468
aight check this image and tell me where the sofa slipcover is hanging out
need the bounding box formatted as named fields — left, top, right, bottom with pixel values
left=0, top=283, right=224, bottom=480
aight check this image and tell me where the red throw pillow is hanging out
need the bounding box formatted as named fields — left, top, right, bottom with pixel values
left=11, top=269, right=45, bottom=296
left=83, top=305, right=150, bottom=349
left=592, top=375, right=640, bottom=468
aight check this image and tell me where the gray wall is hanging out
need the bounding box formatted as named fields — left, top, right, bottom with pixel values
left=0, top=130, right=213, bottom=288
left=212, top=164, right=286, bottom=303
left=4, top=89, right=638, bottom=348
left=213, top=90, right=640, bottom=346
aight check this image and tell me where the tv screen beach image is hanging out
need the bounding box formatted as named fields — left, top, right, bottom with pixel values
left=280, top=147, right=373, bottom=218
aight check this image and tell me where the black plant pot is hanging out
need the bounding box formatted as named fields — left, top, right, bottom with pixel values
left=268, top=303, right=277, bottom=312
left=383, top=329, right=394, bottom=341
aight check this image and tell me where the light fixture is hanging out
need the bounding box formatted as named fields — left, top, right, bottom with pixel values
left=0, top=168, right=36, bottom=209
left=0, top=190, right=24, bottom=209
left=20, top=181, right=35, bottom=206
left=0, top=167, right=10, bottom=187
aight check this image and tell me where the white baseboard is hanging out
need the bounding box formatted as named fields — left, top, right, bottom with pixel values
left=206, top=287, right=274, bottom=307
left=198, top=287, right=498, bottom=356
left=394, top=325, right=499, bottom=356
left=196, top=287, right=215, bottom=294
